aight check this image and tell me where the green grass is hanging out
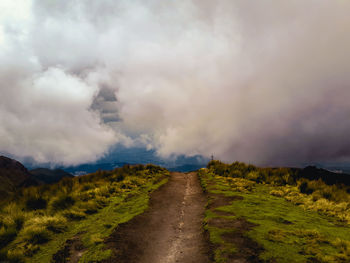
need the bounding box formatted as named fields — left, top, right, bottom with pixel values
left=29, top=178, right=168, bottom=263
left=200, top=168, right=350, bottom=263
left=1, top=164, right=169, bottom=263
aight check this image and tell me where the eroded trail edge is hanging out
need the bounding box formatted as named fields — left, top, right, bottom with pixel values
left=102, top=172, right=210, bottom=263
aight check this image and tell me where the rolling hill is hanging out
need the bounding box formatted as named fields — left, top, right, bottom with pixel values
left=30, top=168, right=73, bottom=184
left=0, top=156, right=38, bottom=199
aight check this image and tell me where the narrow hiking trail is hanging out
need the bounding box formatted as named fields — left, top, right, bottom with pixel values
left=103, top=172, right=210, bottom=263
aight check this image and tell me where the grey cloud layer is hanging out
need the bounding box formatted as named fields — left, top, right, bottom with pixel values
left=1, top=0, right=349, bottom=166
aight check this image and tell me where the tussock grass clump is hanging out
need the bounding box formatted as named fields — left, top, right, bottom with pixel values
left=227, top=177, right=254, bottom=192
left=93, top=186, right=111, bottom=198
left=0, top=205, right=26, bottom=249
left=24, top=196, right=47, bottom=211
left=333, top=238, right=350, bottom=260
left=79, top=200, right=101, bottom=215
left=62, top=209, right=86, bottom=221
left=43, top=216, right=67, bottom=233
left=81, top=183, right=96, bottom=191
left=0, top=249, right=24, bottom=263
left=1, top=211, right=25, bottom=233
left=21, top=187, right=48, bottom=211
left=51, top=195, right=75, bottom=211
left=269, top=189, right=284, bottom=197
left=21, top=225, right=51, bottom=244
left=94, top=195, right=108, bottom=207
left=26, top=215, right=67, bottom=233
left=115, top=174, right=125, bottom=182
left=0, top=225, right=17, bottom=248
left=12, top=215, right=25, bottom=232
left=79, top=190, right=95, bottom=201
left=269, top=185, right=350, bottom=223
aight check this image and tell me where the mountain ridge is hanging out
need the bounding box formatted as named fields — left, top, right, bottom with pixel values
left=30, top=168, right=73, bottom=184
left=0, top=155, right=39, bottom=199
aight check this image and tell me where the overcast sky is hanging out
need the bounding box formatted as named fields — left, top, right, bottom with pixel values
left=1, top=0, right=350, bottom=166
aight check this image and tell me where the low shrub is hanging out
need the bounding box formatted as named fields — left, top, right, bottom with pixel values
left=79, top=191, right=96, bottom=201
left=5, top=250, right=24, bottom=263
left=299, top=181, right=314, bottom=194
left=2, top=213, right=25, bottom=233
left=0, top=225, right=17, bottom=248
left=94, top=186, right=111, bottom=198
left=27, top=216, right=67, bottom=233
left=21, top=225, right=51, bottom=244
left=25, top=196, right=47, bottom=210
left=62, top=209, right=86, bottom=221
left=269, top=189, right=284, bottom=197
left=80, top=200, right=100, bottom=215
left=13, top=215, right=25, bottom=232
left=227, top=178, right=254, bottom=192
left=51, top=195, right=75, bottom=211
left=43, top=216, right=67, bottom=233
left=94, top=196, right=108, bottom=207
left=81, top=183, right=95, bottom=191
left=0, top=249, right=24, bottom=263
left=246, top=171, right=260, bottom=181
left=115, top=174, right=125, bottom=182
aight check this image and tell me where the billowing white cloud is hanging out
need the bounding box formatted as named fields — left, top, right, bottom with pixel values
left=0, top=66, right=117, bottom=165
left=1, top=0, right=350, bottom=166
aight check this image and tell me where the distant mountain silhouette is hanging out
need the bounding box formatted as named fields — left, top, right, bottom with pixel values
left=296, top=166, right=350, bottom=186
left=0, top=155, right=39, bottom=198
left=30, top=168, right=73, bottom=184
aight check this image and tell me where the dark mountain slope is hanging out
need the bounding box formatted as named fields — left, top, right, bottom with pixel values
left=0, top=156, right=38, bottom=198
left=30, top=168, right=73, bottom=184
left=296, top=166, right=350, bottom=186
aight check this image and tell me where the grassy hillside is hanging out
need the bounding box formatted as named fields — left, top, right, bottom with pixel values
left=0, top=164, right=169, bottom=263
left=200, top=161, right=350, bottom=263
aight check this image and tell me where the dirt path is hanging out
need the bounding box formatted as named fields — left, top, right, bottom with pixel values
left=102, top=172, right=211, bottom=263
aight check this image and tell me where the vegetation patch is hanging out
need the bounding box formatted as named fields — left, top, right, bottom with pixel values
left=0, top=164, right=169, bottom=263
left=200, top=162, right=350, bottom=263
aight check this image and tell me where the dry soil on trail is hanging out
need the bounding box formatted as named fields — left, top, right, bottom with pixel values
left=102, top=172, right=211, bottom=263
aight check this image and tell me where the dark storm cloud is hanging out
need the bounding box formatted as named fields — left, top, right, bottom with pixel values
left=91, top=86, right=121, bottom=123
left=0, top=0, right=350, bottom=166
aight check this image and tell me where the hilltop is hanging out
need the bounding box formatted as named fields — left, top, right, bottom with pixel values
left=0, top=156, right=75, bottom=199
left=30, top=168, right=73, bottom=184
left=0, top=156, right=38, bottom=198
